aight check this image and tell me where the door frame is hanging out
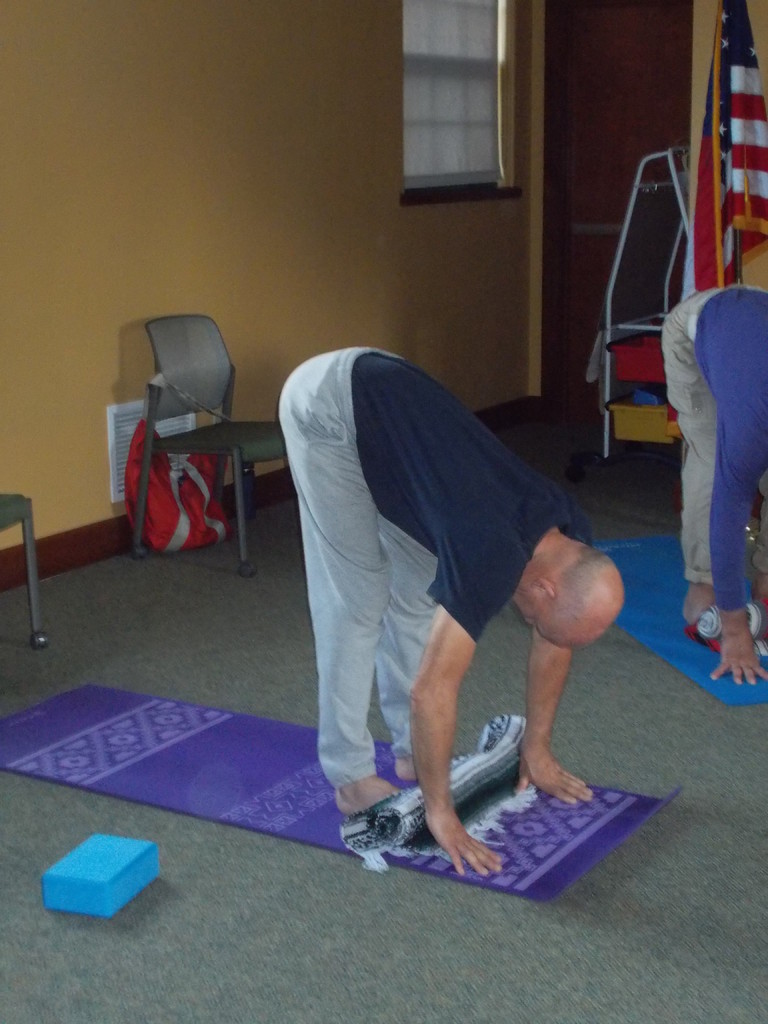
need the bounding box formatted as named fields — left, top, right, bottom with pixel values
left=540, top=0, right=693, bottom=422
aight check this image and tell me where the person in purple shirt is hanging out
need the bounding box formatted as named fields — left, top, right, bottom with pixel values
left=279, top=348, right=624, bottom=875
left=662, top=285, right=768, bottom=685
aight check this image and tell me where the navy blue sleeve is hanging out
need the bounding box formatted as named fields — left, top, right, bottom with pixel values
left=696, top=290, right=768, bottom=610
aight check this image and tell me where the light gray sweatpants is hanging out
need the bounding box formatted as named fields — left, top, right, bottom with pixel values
left=661, top=287, right=768, bottom=584
left=278, top=348, right=438, bottom=787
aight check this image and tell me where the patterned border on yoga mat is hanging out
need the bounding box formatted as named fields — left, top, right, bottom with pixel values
left=0, top=685, right=678, bottom=901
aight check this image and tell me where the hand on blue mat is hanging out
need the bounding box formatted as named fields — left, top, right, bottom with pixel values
left=710, top=608, right=768, bottom=685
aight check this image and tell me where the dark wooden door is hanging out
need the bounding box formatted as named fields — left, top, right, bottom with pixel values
left=542, top=0, right=694, bottom=423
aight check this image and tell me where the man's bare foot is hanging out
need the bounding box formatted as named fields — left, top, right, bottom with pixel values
left=395, top=755, right=417, bottom=781
left=335, top=775, right=400, bottom=815
left=683, top=582, right=716, bottom=625
left=752, top=572, right=768, bottom=603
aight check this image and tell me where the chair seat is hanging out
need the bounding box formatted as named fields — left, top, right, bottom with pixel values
left=0, top=494, right=29, bottom=530
left=153, top=421, right=286, bottom=463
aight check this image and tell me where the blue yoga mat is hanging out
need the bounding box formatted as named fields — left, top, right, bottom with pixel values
left=0, top=685, right=678, bottom=902
left=598, top=536, right=768, bottom=706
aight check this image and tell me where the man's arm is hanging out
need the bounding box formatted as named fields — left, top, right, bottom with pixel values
left=409, top=606, right=503, bottom=876
left=705, top=381, right=768, bottom=683
left=708, top=496, right=768, bottom=683
left=515, top=628, right=593, bottom=803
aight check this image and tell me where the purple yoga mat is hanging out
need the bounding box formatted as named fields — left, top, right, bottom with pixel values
left=0, top=686, right=678, bottom=901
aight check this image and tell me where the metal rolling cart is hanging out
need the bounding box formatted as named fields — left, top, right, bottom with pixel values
left=566, top=147, right=690, bottom=482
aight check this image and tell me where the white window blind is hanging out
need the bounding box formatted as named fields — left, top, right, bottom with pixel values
left=403, top=0, right=501, bottom=190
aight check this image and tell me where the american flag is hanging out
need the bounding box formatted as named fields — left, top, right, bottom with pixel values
left=690, top=0, right=768, bottom=291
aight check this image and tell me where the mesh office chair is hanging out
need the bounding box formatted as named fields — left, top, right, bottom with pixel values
left=131, top=315, right=286, bottom=577
left=0, top=494, right=48, bottom=648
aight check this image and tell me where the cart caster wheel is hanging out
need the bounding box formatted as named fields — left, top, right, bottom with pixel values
left=238, top=561, right=256, bottom=579
left=30, top=632, right=49, bottom=650
left=132, top=544, right=148, bottom=560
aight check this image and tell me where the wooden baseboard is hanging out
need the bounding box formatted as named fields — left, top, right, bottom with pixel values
left=0, top=395, right=545, bottom=593
left=0, top=465, right=297, bottom=593
left=475, top=394, right=548, bottom=432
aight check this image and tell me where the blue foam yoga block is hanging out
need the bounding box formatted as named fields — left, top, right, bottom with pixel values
left=42, top=834, right=159, bottom=918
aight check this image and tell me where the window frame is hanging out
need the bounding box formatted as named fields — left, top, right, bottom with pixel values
left=401, top=0, right=519, bottom=206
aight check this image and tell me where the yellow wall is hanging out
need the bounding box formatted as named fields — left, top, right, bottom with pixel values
left=0, top=1, right=538, bottom=545
left=517, top=0, right=545, bottom=396
left=8, top=1, right=766, bottom=551
left=691, top=0, right=768, bottom=287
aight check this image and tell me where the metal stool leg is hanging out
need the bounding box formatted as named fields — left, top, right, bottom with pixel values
left=21, top=499, right=48, bottom=649
left=232, top=448, right=254, bottom=578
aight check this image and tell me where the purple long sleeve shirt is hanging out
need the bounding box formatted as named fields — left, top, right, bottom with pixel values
left=695, top=288, right=768, bottom=610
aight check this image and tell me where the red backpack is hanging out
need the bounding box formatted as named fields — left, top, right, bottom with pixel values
left=124, top=420, right=231, bottom=552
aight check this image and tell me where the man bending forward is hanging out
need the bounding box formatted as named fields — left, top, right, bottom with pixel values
left=279, top=349, right=624, bottom=875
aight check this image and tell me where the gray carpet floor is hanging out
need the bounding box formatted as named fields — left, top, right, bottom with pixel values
left=1, top=423, right=765, bottom=1024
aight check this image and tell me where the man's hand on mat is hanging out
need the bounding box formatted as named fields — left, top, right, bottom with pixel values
left=426, top=806, right=503, bottom=876
left=712, top=609, right=768, bottom=685
left=517, top=748, right=593, bottom=805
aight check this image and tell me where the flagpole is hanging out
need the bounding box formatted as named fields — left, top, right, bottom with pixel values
left=691, top=0, right=768, bottom=292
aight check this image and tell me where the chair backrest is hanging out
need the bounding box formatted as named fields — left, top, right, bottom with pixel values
left=145, top=315, right=234, bottom=419
left=0, top=493, right=28, bottom=532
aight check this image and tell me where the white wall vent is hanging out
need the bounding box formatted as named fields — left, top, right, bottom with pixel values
left=107, top=400, right=196, bottom=503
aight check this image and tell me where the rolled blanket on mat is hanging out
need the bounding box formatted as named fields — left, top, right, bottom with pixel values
left=341, top=714, right=535, bottom=872
left=684, top=600, right=768, bottom=657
